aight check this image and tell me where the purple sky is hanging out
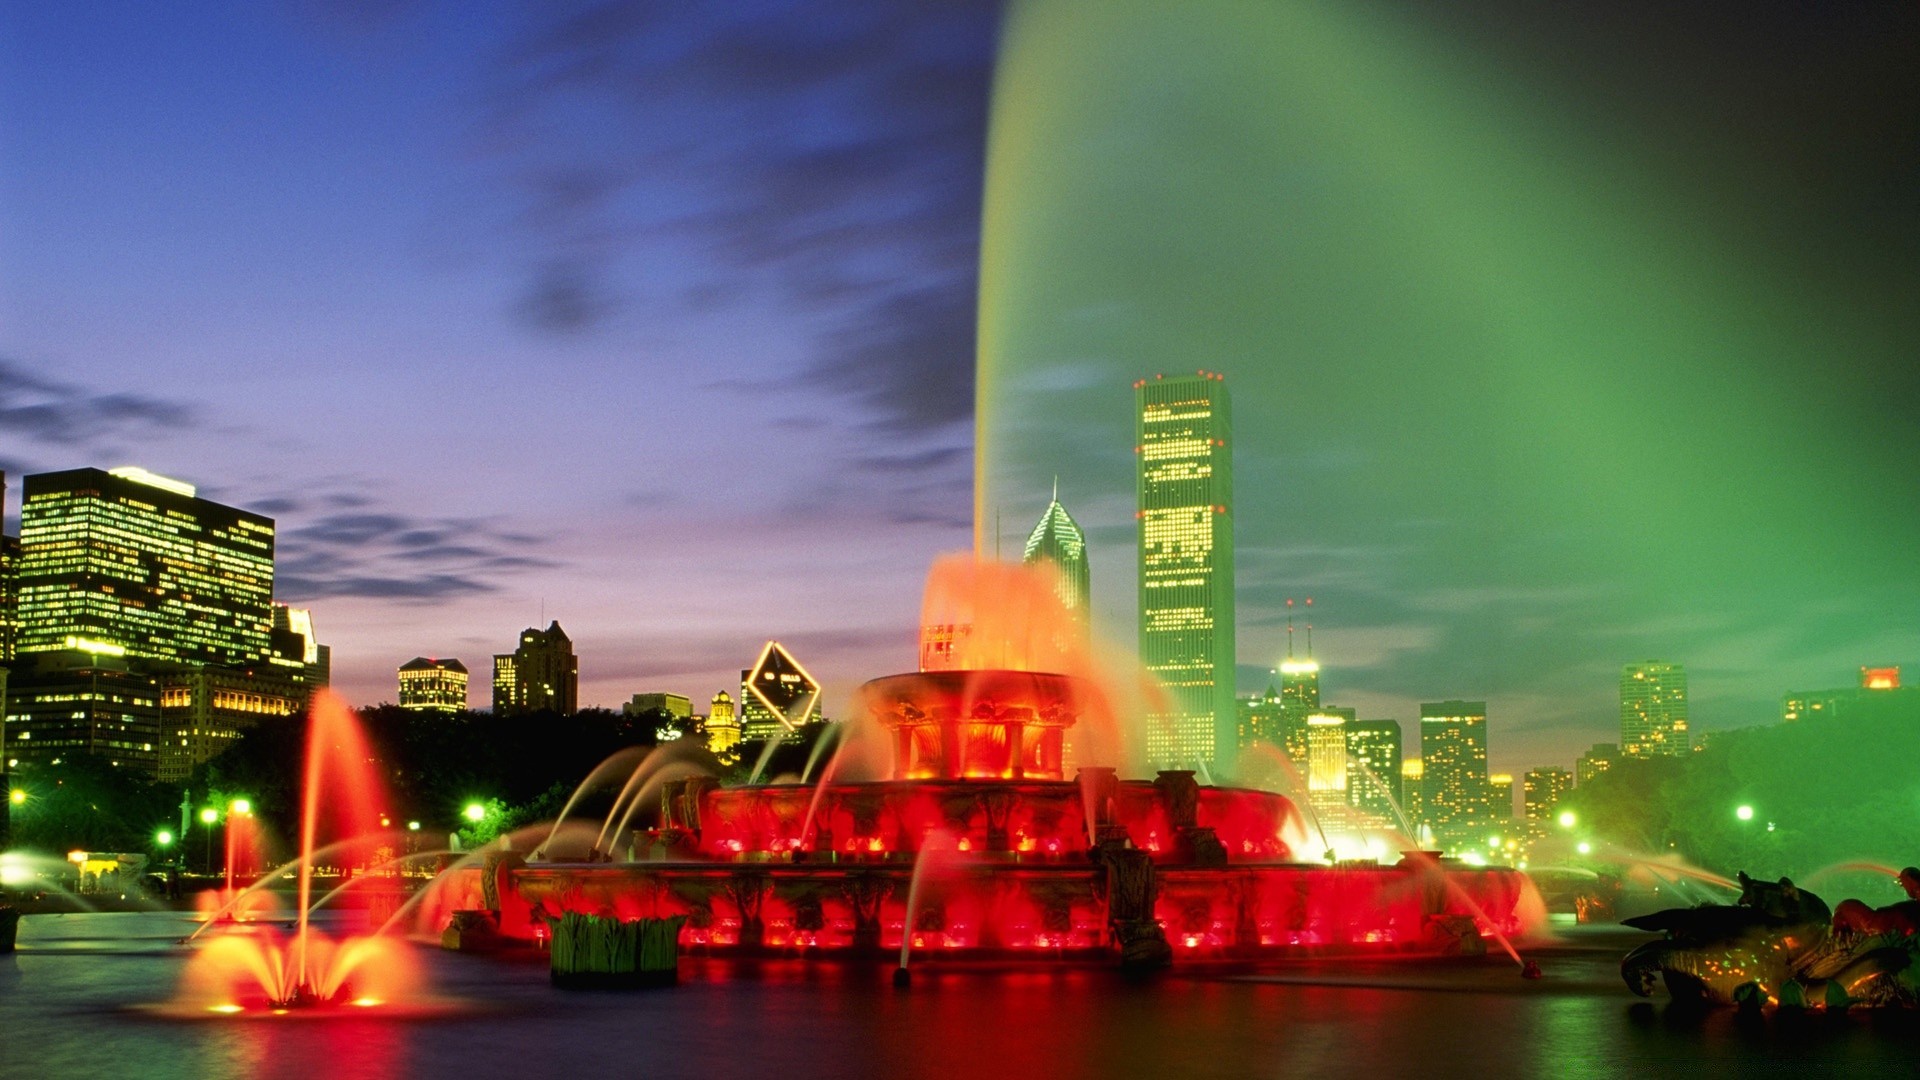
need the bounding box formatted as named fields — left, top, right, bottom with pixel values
left=3, top=1, right=1915, bottom=780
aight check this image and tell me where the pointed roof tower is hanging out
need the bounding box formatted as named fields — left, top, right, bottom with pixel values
left=1021, top=485, right=1091, bottom=630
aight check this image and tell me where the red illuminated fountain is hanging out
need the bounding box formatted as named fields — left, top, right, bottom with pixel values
left=174, top=691, right=424, bottom=1014
left=436, top=558, right=1541, bottom=969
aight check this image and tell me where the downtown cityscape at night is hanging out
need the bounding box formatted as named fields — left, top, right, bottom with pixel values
left=2, top=2, right=1918, bottom=1077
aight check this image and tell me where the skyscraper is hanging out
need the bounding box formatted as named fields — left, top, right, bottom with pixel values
left=494, top=622, right=578, bottom=715
left=1523, top=766, right=1574, bottom=823
left=16, top=467, right=274, bottom=665
left=1304, top=709, right=1350, bottom=819
left=398, top=658, right=469, bottom=713
left=1021, top=484, right=1090, bottom=639
left=1136, top=371, right=1234, bottom=768
left=1236, top=683, right=1285, bottom=750
left=1419, top=700, right=1491, bottom=843
left=1620, top=661, right=1689, bottom=758
left=1276, top=657, right=1321, bottom=765
left=739, top=641, right=822, bottom=742
left=1, top=471, right=18, bottom=664
left=1345, top=719, right=1404, bottom=822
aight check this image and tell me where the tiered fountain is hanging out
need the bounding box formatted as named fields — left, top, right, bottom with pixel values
left=438, top=557, right=1541, bottom=966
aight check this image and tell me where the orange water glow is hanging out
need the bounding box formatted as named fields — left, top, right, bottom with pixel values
left=178, top=690, right=421, bottom=1013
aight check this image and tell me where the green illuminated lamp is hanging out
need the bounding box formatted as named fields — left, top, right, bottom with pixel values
left=199, top=807, right=219, bottom=825
left=463, top=803, right=487, bottom=823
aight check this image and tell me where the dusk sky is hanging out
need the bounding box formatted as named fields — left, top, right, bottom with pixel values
left=2, top=1, right=1914, bottom=778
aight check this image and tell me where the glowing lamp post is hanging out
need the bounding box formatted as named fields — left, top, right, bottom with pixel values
left=200, top=807, right=219, bottom=875
left=156, top=830, right=174, bottom=847
left=463, top=803, right=487, bottom=824
left=1735, top=804, right=1755, bottom=822
left=1556, top=810, right=1576, bottom=830
left=8, top=789, right=23, bottom=806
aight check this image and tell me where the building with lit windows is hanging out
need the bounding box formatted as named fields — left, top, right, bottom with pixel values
left=398, top=658, right=469, bottom=713
left=1523, top=766, right=1574, bottom=825
left=0, top=473, right=17, bottom=661
left=1489, top=773, right=1514, bottom=822
left=1276, top=658, right=1321, bottom=765
left=1345, top=720, right=1403, bottom=821
left=1575, top=742, right=1616, bottom=787
left=1304, top=709, right=1352, bottom=819
left=1136, top=372, right=1234, bottom=769
left=1783, top=666, right=1919, bottom=724
left=15, top=468, right=274, bottom=666
left=706, top=690, right=741, bottom=763
left=1236, top=684, right=1284, bottom=750
left=1419, top=700, right=1491, bottom=843
left=493, top=621, right=577, bottom=715
left=739, top=641, right=822, bottom=742
left=625, top=692, right=694, bottom=741
left=1400, top=759, right=1423, bottom=827
left=1022, top=486, right=1091, bottom=639
left=1621, top=661, right=1689, bottom=758
left=3, top=650, right=162, bottom=773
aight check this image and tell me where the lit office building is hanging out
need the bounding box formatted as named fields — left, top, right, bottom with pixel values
left=1575, top=742, right=1617, bottom=787
left=1304, top=709, right=1351, bottom=819
left=1237, top=684, right=1285, bottom=751
left=625, top=692, right=694, bottom=741
left=1276, top=658, right=1321, bottom=766
left=1783, top=666, right=1918, bottom=723
left=1523, top=766, right=1574, bottom=824
left=15, top=467, right=274, bottom=666
left=1489, top=773, right=1514, bottom=822
left=398, top=658, right=469, bottom=713
left=1022, top=487, right=1091, bottom=639
left=3, top=649, right=161, bottom=773
left=493, top=621, right=578, bottom=716
left=739, top=641, right=822, bottom=742
left=1345, top=720, right=1403, bottom=821
left=1621, top=661, right=1689, bottom=758
left=1419, top=700, right=1492, bottom=842
left=1135, top=372, right=1234, bottom=768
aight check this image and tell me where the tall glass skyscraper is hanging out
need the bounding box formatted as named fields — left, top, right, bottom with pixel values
left=1021, top=485, right=1090, bottom=639
left=1135, top=372, right=1234, bottom=768
left=1419, top=699, right=1492, bottom=842
left=15, top=467, right=274, bottom=665
left=1620, top=661, right=1689, bottom=757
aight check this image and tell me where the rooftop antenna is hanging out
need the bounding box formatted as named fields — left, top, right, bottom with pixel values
left=1285, top=598, right=1295, bottom=659
left=1305, top=597, right=1314, bottom=658
left=1052, top=475, right=1058, bottom=503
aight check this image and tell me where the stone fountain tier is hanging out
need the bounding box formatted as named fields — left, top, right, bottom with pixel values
left=861, top=669, right=1087, bottom=781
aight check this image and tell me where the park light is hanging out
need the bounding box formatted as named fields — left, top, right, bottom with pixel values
left=1486, top=834, right=1502, bottom=850
left=1556, top=810, right=1576, bottom=829
left=407, top=821, right=421, bottom=832
left=1576, top=841, right=1593, bottom=855
left=230, top=798, right=251, bottom=816
left=199, top=807, right=219, bottom=825
left=8, top=789, right=24, bottom=806
left=156, top=830, right=174, bottom=847
left=463, top=802, right=487, bottom=823
left=1735, top=804, right=1755, bottom=822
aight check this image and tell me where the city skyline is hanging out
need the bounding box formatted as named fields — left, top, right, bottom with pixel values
left=2, top=3, right=1915, bottom=782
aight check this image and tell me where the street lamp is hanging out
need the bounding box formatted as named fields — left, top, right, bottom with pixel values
left=1735, top=804, right=1755, bottom=822
left=199, top=807, right=219, bottom=875
left=463, top=803, right=487, bottom=823
left=229, top=798, right=251, bottom=816
left=1576, top=841, right=1592, bottom=856
left=1556, top=810, right=1576, bottom=829
left=156, top=830, right=174, bottom=847
left=8, top=789, right=23, bottom=806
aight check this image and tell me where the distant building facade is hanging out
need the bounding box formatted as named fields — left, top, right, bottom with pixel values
left=1276, top=659, right=1321, bottom=766
left=1523, top=766, right=1574, bottom=823
left=3, top=468, right=321, bottom=780
left=1783, top=666, right=1917, bottom=723
left=1621, top=661, right=1689, bottom=758
left=398, top=658, right=469, bottom=713
left=1345, top=719, right=1403, bottom=822
left=1419, top=700, right=1491, bottom=842
left=1575, top=742, right=1617, bottom=787
left=1022, top=488, right=1091, bottom=639
left=1304, top=708, right=1352, bottom=819
left=1136, top=372, right=1234, bottom=769
left=706, top=690, right=741, bottom=764
left=493, top=621, right=577, bottom=715
left=739, top=641, right=822, bottom=742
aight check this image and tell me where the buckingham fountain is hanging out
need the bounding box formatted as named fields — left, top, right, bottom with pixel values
left=424, top=556, right=1542, bottom=969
